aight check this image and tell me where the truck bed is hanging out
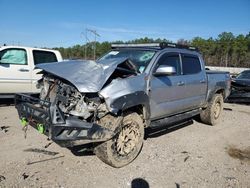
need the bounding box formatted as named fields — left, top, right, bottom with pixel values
left=206, top=70, right=231, bottom=101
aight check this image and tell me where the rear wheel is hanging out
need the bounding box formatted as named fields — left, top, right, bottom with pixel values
left=200, top=94, right=223, bottom=126
left=94, top=112, right=144, bottom=168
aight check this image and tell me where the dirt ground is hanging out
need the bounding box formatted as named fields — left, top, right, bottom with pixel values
left=0, top=100, right=249, bottom=188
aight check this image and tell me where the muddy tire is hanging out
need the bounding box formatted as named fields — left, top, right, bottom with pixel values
left=200, top=94, right=223, bottom=126
left=94, top=113, right=144, bottom=168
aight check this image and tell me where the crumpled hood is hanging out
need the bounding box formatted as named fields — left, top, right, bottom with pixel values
left=36, top=57, right=129, bottom=93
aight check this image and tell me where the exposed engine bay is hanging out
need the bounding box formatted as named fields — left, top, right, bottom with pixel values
left=36, top=58, right=140, bottom=123
left=38, top=76, right=108, bottom=121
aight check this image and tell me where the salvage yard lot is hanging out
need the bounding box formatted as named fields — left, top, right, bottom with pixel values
left=0, top=102, right=249, bottom=188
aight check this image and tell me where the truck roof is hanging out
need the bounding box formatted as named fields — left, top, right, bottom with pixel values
left=111, top=42, right=199, bottom=52
left=0, top=45, right=59, bottom=53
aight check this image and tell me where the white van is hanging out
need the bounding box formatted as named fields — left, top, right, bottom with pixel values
left=0, top=45, right=63, bottom=98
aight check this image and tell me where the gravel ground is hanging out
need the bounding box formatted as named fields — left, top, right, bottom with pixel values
left=0, top=101, right=249, bottom=188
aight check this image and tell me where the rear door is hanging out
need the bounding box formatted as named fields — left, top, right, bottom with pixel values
left=180, top=53, right=207, bottom=109
left=31, top=50, right=59, bottom=92
left=0, top=48, right=32, bottom=93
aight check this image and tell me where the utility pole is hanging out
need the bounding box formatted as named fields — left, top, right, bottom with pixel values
left=81, top=30, right=89, bottom=60
left=81, top=28, right=100, bottom=60
left=86, top=29, right=100, bottom=60
left=85, top=29, right=87, bottom=59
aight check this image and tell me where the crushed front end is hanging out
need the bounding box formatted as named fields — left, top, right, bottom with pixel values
left=227, top=79, right=250, bottom=103
left=15, top=76, right=114, bottom=147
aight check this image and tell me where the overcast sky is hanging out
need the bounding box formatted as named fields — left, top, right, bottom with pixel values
left=0, top=0, right=249, bottom=47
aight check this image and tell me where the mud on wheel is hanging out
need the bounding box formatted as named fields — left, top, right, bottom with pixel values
left=94, top=112, right=144, bottom=168
left=200, top=94, right=223, bottom=126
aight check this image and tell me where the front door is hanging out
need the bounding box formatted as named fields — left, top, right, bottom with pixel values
left=0, top=48, right=32, bottom=93
left=149, top=52, right=187, bottom=119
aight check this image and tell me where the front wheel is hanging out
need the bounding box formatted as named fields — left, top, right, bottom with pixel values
left=94, top=112, right=144, bottom=168
left=200, top=94, right=223, bottom=126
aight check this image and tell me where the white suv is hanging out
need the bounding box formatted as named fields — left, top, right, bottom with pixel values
left=0, top=45, right=63, bottom=98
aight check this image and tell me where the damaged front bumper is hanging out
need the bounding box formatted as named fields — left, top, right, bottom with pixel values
left=15, top=94, right=114, bottom=147
left=227, top=90, right=250, bottom=103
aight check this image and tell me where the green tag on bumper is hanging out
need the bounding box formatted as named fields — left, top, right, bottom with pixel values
left=37, top=124, right=45, bottom=134
left=21, top=118, right=28, bottom=127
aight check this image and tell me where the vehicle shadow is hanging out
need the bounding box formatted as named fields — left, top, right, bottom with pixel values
left=131, top=178, right=149, bottom=188
left=145, top=119, right=193, bottom=139
left=68, top=143, right=95, bottom=156
left=69, top=120, right=194, bottom=156
left=0, top=98, right=14, bottom=107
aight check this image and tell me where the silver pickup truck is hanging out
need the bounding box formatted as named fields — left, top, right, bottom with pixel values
left=15, top=43, right=231, bottom=167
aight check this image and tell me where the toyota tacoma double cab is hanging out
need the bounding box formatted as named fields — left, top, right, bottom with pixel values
left=15, top=43, right=231, bottom=167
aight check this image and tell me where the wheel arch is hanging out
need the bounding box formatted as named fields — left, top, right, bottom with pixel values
left=215, top=89, right=225, bottom=98
left=107, top=91, right=151, bottom=126
left=207, top=87, right=225, bottom=103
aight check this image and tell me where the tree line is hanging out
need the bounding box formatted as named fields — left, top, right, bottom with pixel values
left=53, top=32, right=250, bottom=68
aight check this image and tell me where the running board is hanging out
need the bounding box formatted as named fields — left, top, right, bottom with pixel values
left=150, top=109, right=201, bottom=128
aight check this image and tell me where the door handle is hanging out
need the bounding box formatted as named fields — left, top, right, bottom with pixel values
left=177, top=81, right=185, bottom=86
left=200, top=80, right=206, bottom=83
left=18, top=68, right=30, bottom=72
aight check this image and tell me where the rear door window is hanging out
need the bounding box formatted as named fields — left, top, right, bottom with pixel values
left=33, top=50, right=57, bottom=65
left=181, top=54, right=201, bottom=75
left=0, top=48, right=27, bottom=65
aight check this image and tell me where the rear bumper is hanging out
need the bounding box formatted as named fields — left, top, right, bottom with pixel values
left=15, top=94, right=114, bottom=147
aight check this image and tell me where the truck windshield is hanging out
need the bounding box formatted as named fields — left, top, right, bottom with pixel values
left=236, top=71, right=250, bottom=79
left=99, top=49, right=156, bottom=73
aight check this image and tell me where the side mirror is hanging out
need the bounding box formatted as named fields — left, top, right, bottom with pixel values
left=154, top=65, right=176, bottom=76
left=231, top=75, right=236, bottom=79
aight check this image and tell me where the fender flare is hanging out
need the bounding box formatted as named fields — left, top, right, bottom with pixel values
left=108, top=91, right=150, bottom=120
left=205, top=87, right=225, bottom=107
